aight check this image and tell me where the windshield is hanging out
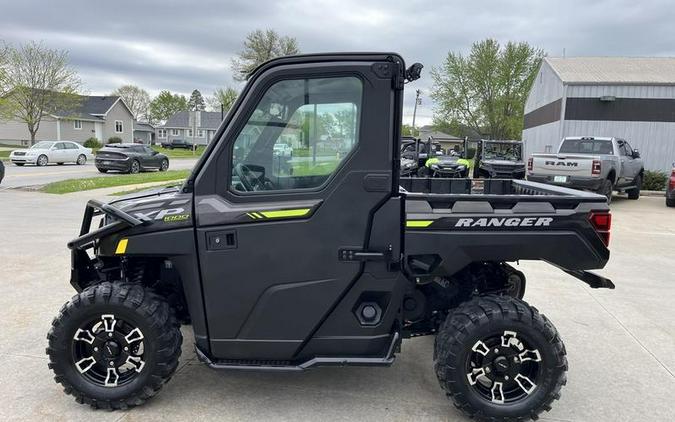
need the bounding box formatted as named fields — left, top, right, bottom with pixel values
left=31, top=141, right=55, bottom=149
left=483, top=142, right=522, bottom=161
left=559, top=139, right=613, bottom=154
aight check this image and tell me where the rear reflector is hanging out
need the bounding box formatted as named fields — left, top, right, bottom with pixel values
left=592, top=160, right=601, bottom=175
left=527, top=157, right=533, bottom=171
left=669, top=168, right=675, bottom=191
left=589, top=211, right=611, bottom=246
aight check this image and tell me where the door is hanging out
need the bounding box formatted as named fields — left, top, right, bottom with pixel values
left=621, top=141, right=641, bottom=184
left=64, top=142, right=79, bottom=162
left=193, top=55, right=403, bottom=360
left=51, top=142, right=67, bottom=162
left=617, top=139, right=636, bottom=185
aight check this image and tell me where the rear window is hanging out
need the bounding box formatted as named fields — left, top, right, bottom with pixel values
left=559, top=139, right=613, bottom=154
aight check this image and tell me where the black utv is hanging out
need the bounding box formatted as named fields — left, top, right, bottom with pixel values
left=47, top=53, right=614, bottom=421
left=473, top=139, right=526, bottom=179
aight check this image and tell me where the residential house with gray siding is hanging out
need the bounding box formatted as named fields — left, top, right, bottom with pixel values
left=157, top=111, right=222, bottom=146
left=0, top=95, right=134, bottom=146
left=522, top=57, right=675, bottom=172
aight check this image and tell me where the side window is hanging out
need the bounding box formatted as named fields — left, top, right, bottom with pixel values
left=623, top=142, right=633, bottom=157
left=66, top=142, right=78, bottom=149
left=617, top=141, right=627, bottom=156
left=230, top=76, right=362, bottom=193
left=55, top=142, right=66, bottom=150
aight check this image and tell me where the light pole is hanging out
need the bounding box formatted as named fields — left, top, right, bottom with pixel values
left=411, top=89, right=421, bottom=137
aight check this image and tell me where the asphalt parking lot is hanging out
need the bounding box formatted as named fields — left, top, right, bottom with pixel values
left=0, top=158, right=199, bottom=189
left=0, top=190, right=673, bottom=422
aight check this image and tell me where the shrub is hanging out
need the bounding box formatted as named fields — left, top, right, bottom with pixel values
left=83, top=137, right=101, bottom=148
left=643, top=170, right=667, bottom=191
left=107, top=136, right=123, bottom=144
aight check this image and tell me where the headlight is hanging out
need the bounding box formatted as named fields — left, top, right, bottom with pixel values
left=26, top=151, right=38, bottom=156
left=457, top=165, right=466, bottom=170
left=430, top=164, right=439, bottom=170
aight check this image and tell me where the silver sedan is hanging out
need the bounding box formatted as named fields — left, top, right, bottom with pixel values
left=9, top=141, right=94, bottom=166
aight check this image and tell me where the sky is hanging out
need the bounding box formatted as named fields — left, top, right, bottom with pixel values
left=2, top=0, right=675, bottom=126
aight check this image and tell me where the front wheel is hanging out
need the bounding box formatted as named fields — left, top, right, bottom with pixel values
left=37, top=154, right=48, bottom=166
left=159, top=159, right=169, bottom=171
left=626, top=175, right=641, bottom=200
left=434, top=295, right=567, bottom=421
left=46, top=282, right=182, bottom=409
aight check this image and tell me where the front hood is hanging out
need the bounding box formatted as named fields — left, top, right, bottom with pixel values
left=434, top=156, right=462, bottom=166
left=110, top=185, right=182, bottom=210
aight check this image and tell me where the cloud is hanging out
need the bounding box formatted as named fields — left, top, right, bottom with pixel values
left=2, top=0, right=674, bottom=126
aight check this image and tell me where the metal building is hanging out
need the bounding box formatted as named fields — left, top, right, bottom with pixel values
left=522, top=57, right=675, bottom=171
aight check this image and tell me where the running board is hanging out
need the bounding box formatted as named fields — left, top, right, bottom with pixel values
left=195, top=332, right=399, bottom=372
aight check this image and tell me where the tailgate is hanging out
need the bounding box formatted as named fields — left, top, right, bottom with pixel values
left=531, top=154, right=597, bottom=177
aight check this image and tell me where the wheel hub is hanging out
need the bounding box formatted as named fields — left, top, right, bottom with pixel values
left=102, top=341, right=121, bottom=358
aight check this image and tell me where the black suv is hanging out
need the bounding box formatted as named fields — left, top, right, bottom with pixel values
left=161, top=139, right=193, bottom=149
left=95, top=144, right=169, bottom=174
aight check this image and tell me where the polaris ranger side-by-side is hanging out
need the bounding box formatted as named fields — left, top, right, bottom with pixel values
left=47, top=53, right=614, bottom=421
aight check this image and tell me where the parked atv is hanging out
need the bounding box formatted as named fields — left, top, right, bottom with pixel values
left=473, top=139, right=526, bottom=179
left=47, top=53, right=614, bottom=422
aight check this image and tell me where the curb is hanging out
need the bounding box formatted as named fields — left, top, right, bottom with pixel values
left=641, top=190, right=666, bottom=197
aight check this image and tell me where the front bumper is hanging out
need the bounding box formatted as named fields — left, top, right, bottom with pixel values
left=10, top=155, right=38, bottom=164
left=527, top=174, right=604, bottom=191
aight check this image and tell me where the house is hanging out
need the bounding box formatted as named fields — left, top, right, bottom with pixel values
left=0, top=95, right=135, bottom=146
left=133, top=121, right=155, bottom=144
left=522, top=57, right=675, bottom=171
left=157, top=111, right=222, bottom=146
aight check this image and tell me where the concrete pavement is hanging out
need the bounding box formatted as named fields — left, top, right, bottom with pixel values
left=0, top=190, right=673, bottom=421
left=0, top=158, right=199, bottom=189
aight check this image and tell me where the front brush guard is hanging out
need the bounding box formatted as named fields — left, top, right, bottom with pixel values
left=67, top=199, right=147, bottom=251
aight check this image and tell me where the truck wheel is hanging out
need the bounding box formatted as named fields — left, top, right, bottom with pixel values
left=434, top=295, right=567, bottom=422
left=46, top=282, right=182, bottom=409
left=626, top=175, right=641, bottom=200
left=598, top=179, right=613, bottom=204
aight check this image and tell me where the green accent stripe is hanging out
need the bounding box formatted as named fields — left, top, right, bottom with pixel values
left=260, top=208, right=311, bottom=219
left=406, top=220, right=434, bottom=228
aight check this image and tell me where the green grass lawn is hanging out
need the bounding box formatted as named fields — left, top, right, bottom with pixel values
left=40, top=170, right=190, bottom=194
left=0, top=150, right=10, bottom=159
left=151, top=145, right=205, bottom=159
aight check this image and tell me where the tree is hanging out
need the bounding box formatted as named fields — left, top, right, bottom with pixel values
left=187, top=89, right=205, bottom=111
left=111, top=85, right=150, bottom=121
left=0, top=41, right=81, bottom=144
left=231, top=29, right=300, bottom=81
left=431, top=39, right=544, bottom=140
left=207, top=87, right=238, bottom=112
left=148, top=90, right=188, bottom=123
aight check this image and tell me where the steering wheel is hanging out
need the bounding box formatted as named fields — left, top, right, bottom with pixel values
left=234, top=163, right=276, bottom=192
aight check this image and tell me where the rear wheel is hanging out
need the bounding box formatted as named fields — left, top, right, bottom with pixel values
left=626, top=175, right=641, bottom=200
left=46, top=282, right=182, bottom=409
left=434, top=295, right=567, bottom=422
left=129, top=160, right=140, bottom=174
left=598, top=179, right=613, bottom=204
left=77, top=154, right=87, bottom=165
left=37, top=154, right=48, bottom=166
left=667, top=197, right=675, bottom=208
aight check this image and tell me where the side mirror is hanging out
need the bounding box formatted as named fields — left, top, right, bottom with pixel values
left=632, top=149, right=640, bottom=158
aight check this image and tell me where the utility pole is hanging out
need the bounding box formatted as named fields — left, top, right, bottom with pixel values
left=411, top=89, right=421, bottom=137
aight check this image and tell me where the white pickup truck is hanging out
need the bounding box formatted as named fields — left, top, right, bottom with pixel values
left=527, top=136, right=644, bottom=203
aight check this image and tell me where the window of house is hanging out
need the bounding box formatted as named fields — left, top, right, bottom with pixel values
left=197, top=129, right=205, bottom=137
left=229, top=76, right=362, bottom=193
left=158, top=129, right=167, bottom=138
left=74, top=120, right=82, bottom=130
left=171, top=129, right=180, bottom=136
left=187, top=129, right=193, bottom=137
left=115, top=120, right=123, bottom=133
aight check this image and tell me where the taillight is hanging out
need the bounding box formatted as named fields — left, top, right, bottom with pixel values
left=589, top=211, right=611, bottom=246
left=669, top=169, right=675, bottom=191
left=527, top=157, right=533, bottom=172
left=591, top=160, right=601, bottom=175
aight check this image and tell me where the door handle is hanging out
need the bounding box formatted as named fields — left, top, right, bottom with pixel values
left=338, top=247, right=392, bottom=262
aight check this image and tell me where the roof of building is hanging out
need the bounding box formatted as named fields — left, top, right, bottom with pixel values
left=133, top=122, right=154, bottom=132
left=54, top=95, right=127, bottom=121
left=546, top=57, right=675, bottom=85
left=163, top=111, right=222, bottom=129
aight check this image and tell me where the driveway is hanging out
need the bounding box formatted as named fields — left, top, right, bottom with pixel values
left=0, top=158, right=199, bottom=189
left=0, top=191, right=673, bottom=421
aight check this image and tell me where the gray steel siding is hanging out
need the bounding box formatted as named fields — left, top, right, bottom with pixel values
left=524, top=61, right=564, bottom=114
left=102, top=101, right=134, bottom=143
left=563, top=120, right=675, bottom=172
left=567, top=84, right=675, bottom=99
left=60, top=119, right=97, bottom=142
left=522, top=121, right=562, bottom=158
left=0, top=116, right=58, bottom=142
